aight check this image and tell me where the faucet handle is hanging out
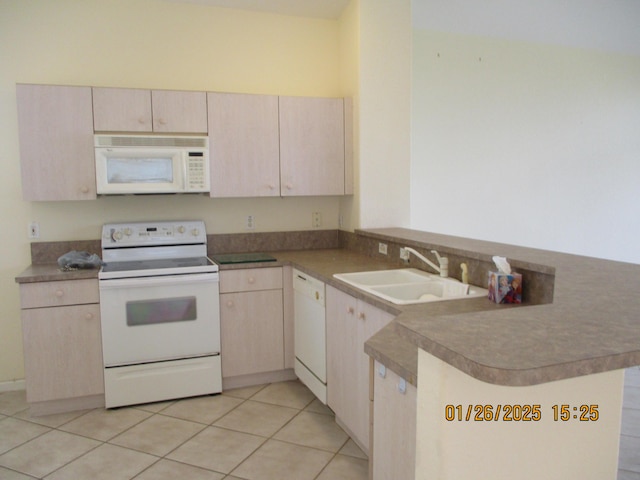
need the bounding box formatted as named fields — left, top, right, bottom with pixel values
left=431, top=250, right=449, bottom=277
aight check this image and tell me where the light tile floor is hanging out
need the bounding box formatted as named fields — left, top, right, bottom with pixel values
left=0, top=381, right=368, bottom=480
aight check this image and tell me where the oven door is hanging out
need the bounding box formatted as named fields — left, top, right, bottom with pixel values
left=99, top=272, right=220, bottom=367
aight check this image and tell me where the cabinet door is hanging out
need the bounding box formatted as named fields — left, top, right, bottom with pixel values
left=279, top=96, right=345, bottom=196
left=326, top=286, right=359, bottom=428
left=220, top=290, right=284, bottom=378
left=208, top=92, right=280, bottom=197
left=352, top=300, right=394, bottom=449
left=152, top=90, right=207, bottom=133
left=344, top=97, right=354, bottom=195
left=21, top=304, right=104, bottom=403
left=92, top=87, right=152, bottom=132
left=326, top=286, right=394, bottom=452
left=372, top=361, right=417, bottom=480
left=16, top=84, right=96, bottom=201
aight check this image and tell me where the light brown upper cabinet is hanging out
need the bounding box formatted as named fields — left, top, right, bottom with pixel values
left=208, top=92, right=280, bottom=197
left=16, top=84, right=96, bottom=201
left=279, top=96, right=346, bottom=196
left=92, top=87, right=208, bottom=133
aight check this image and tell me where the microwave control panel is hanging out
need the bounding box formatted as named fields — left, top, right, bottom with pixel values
left=186, top=152, right=208, bottom=191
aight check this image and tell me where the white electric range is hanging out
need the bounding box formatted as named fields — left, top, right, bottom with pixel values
left=98, top=220, right=221, bottom=408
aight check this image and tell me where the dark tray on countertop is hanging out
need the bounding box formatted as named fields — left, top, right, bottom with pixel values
left=211, top=252, right=277, bottom=264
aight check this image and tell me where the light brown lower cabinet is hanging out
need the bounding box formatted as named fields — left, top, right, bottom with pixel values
left=326, top=285, right=394, bottom=454
left=19, top=279, right=104, bottom=415
left=219, top=267, right=286, bottom=379
left=371, top=360, right=417, bottom=480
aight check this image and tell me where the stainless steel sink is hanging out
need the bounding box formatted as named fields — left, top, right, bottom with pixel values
left=333, top=268, right=488, bottom=305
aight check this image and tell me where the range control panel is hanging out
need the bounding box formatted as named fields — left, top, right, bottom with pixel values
left=101, top=221, right=207, bottom=247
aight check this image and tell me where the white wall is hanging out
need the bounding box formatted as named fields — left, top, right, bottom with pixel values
left=411, top=30, right=640, bottom=264
left=357, top=0, right=412, bottom=229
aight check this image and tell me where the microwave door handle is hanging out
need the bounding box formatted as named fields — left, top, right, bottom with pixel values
left=99, top=273, right=219, bottom=289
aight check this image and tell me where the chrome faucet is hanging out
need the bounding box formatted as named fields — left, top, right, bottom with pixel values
left=402, top=247, right=449, bottom=277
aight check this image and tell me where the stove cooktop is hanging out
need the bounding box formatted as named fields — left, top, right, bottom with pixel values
left=99, top=256, right=218, bottom=279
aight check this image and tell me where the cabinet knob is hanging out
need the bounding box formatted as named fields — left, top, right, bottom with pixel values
left=80, top=186, right=89, bottom=194
left=226, top=300, right=234, bottom=308
left=85, top=312, right=94, bottom=320
left=268, top=184, right=276, bottom=190
left=358, top=312, right=366, bottom=320
left=285, top=183, right=293, bottom=190
left=158, top=118, right=167, bottom=125
left=138, top=117, right=146, bottom=124
left=346, top=306, right=355, bottom=315
left=55, top=290, right=64, bottom=298
left=248, top=277, right=255, bottom=284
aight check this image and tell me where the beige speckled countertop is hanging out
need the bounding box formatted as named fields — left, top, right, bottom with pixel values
left=359, top=228, right=640, bottom=387
left=16, top=227, right=640, bottom=389
left=15, top=264, right=99, bottom=283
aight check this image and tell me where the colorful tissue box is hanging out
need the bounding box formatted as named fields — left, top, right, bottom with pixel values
left=488, top=272, right=522, bottom=304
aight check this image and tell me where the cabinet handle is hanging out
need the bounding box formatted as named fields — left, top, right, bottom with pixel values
left=358, top=312, right=366, bottom=320
left=248, top=277, right=255, bottom=284
left=55, top=290, right=64, bottom=298
left=347, top=306, right=355, bottom=315
left=226, top=300, right=234, bottom=308
left=397, top=378, right=407, bottom=394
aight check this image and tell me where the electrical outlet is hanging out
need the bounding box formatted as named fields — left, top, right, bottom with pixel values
left=246, top=215, right=255, bottom=230
left=312, top=212, right=322, bottom=228
left=378, top=242, right=388, bottom=255
left=400, top=247, right=410, bottom=260
left=28, top=221, right=40, bottom=239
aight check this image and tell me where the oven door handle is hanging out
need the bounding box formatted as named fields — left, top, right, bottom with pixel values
left=99, top=273, right=219, bottom=289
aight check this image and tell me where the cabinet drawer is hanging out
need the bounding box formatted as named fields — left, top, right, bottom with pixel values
left=20, top=279, right=99, bottom=309
left=220, top=267, right=282, bottom=293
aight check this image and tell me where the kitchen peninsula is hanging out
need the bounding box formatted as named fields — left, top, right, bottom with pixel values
left=357, top=228, right=640, bottom=480
left=16, top=227, right=640, bottom=479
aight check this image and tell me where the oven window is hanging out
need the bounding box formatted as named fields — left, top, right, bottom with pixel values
left=106, top=157, right=174, bottom=184
left=126, top=297, right=197, bottom=326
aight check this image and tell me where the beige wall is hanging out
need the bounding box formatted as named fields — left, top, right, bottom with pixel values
left=0, top=0, right=348, bottom=385
left=416, top=350, right=624, bottom=479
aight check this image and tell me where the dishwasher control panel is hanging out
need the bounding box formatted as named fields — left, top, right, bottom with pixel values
left=293, top=269, right=325, bottom=305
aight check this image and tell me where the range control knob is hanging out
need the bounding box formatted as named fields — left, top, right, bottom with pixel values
left=111, top=230, right=123, bottom=241
left=177, top=226, right=186, bottom=234
left=191, top=228, right=200, bottom=236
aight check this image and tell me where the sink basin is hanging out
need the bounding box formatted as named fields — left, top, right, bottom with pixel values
left=333, top=268, right=434, bottom=286
left=333, top=268, right=488, bottom=305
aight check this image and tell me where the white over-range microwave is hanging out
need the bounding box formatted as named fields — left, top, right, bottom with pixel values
left=95, top=134, right=210, bottom=195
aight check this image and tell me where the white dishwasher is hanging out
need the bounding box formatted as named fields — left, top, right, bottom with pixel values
left=293, top=269, right=327, bottom=404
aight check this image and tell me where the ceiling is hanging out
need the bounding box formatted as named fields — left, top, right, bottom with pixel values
left=163, top=0, right=640, bottom=55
